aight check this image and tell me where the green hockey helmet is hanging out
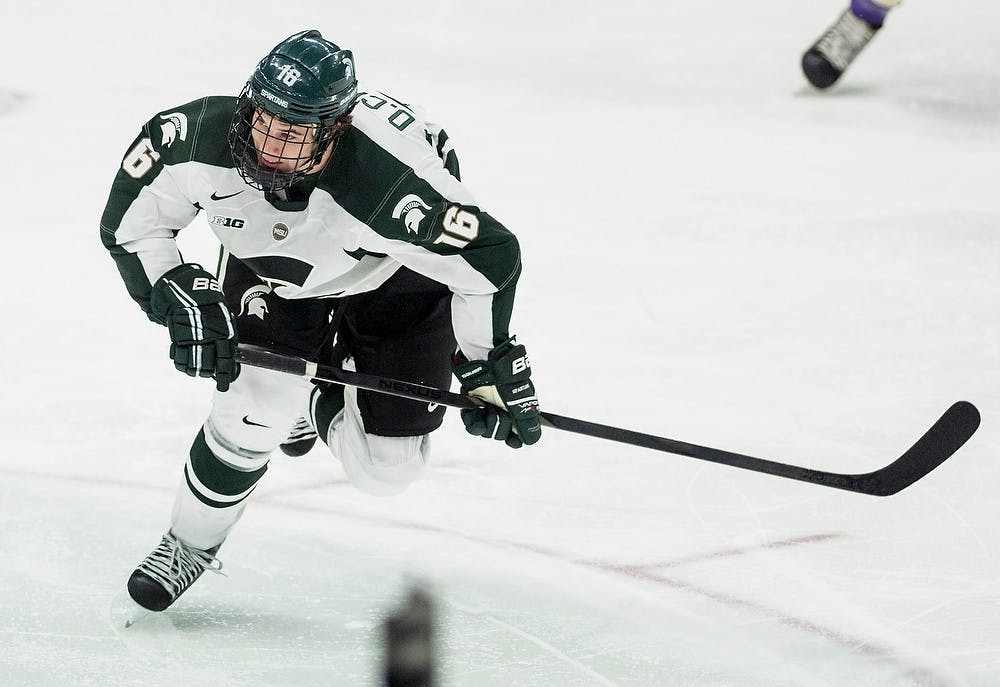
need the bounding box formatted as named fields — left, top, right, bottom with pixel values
left=229, top=30, right=359, bottom=191
left=247, top=29, right=358, bottom=124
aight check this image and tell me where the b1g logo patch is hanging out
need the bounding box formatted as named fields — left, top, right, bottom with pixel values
left=211, top=215, right=245, bottom=228
left=272, top=223, right=289, bottom=241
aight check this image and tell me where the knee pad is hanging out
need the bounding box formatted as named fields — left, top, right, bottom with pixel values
left=208, top=365, right=314, bottom=454
left=341, top=433, right=429, bottom=497
left=330, top=383, right=430, bottom=496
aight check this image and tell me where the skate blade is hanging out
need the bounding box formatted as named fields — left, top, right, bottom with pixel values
left=110, top=590, right=155, bottom=628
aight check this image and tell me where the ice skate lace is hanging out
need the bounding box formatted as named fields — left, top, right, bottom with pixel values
left=137, top=533, right=224, bottom=597
left=816, top=9, right=876, bottom=70
left=285, top=416, right=318, bottom=442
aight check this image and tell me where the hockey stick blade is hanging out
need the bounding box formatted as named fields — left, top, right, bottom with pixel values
left=235, top=345, right=979, bottom=496
left=540, top=402, right=980, bottom=496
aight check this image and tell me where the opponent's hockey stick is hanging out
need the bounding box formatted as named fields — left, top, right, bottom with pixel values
left=235, top=344, right=980, bottom=497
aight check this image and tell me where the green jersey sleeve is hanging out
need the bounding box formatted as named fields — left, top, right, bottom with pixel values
left=99, top=98, right=227, bottom=315
left=325, top=94, right=524, bottom=360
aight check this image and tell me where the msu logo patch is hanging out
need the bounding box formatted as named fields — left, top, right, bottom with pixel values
left=159, top=112, right=188, bottom=148
left=239, top=285, right=272, bottom=320
left=391, top=194, right=432, bottom=235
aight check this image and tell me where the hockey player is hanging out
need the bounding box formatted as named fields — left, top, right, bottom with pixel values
left=802, top=0, right=903, bottom=89
left=101, top=30, right=541, bottom=614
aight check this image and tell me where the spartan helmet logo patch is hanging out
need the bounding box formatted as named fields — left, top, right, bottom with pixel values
left=391, top=194, right=432, bottom=235
left=272, top=222, right=289, bottom=241
left=159, top=112, right=188, bottom=148
left=239, top=285, right=272, bottom=320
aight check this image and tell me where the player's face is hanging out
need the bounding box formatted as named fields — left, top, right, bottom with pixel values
left=250, top=109, right=320, bottom=173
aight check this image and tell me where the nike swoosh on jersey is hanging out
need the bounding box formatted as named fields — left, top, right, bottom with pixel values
left=211, top=190, right=244, bottom=201
left=343, top=247, right=389, bottom=261
left=242, top=415, right=270, bottom=428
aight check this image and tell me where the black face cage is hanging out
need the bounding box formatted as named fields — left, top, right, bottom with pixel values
left=227, top=89, right=340, bottom=193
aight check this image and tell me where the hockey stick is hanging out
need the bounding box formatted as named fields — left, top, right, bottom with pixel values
left=235, top=344, right=980, bottom=497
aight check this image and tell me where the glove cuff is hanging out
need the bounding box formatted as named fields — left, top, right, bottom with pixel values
left=150, top=263, right=220, bottom=319
left=453, top=355, right=495, bottom=393
left=453, top=338, right=532, bottom=393
left=486, top=339, right=531, bottom=384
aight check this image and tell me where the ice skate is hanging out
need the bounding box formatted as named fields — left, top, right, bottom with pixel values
left=802, top=8, right=880, bottom=89
left=279, top=415, right=318, bottom=457
left=127, top=532, right=223, bottom=613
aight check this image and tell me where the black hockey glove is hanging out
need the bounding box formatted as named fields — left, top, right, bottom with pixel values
left=150, top=263, right=239, bottom=392
left=453, top=338, right=541, bottom=449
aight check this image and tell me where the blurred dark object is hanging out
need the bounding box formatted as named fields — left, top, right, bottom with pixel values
left=383, top=587, right=435, bottom=687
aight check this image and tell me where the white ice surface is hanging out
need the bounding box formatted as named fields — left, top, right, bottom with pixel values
left=1, top=1, right=999, bottom=685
